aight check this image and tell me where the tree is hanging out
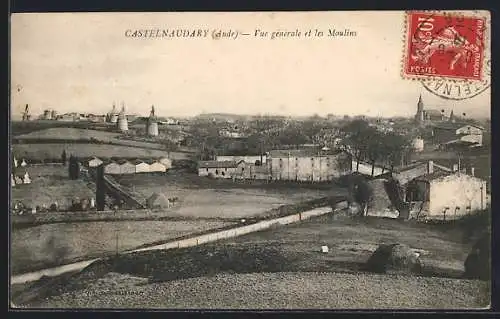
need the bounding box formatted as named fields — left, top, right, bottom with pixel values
left=341, top=119, right=373, bottom=172
left=61, top=150, right=67, bottom=166
left=68, top=155, right=80, bottom=180
left=347, top=173, right=374, bottom=216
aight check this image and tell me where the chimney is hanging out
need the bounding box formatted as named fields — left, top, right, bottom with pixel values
left=427, top=160, right=434, bottom=174
left=471, top=167, right=475, bottom=177
left=452, top=164, right=459, bottom=172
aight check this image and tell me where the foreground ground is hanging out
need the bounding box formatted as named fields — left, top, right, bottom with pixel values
left=11, top=212, right=489, bottom=309
left=28, top=272, right=489, bottom=309
left=114, top=172, right=340, bottom=218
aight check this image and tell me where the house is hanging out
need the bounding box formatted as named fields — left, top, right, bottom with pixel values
left=104, top=161, right=121, bottom=175
left=405, top=171, right=487, bottom=220
left=118, top=160, right=135, bottom=174
left=23, top=172, right=31, bottom=184
left=216, top=155, right=267, bottom=165
left=14, top=176, right=23, bottom=185
left=159, top=157, right=172, bottom=169
left=391, top=160, right=451, bottom=186
left=432, top=123, right=484, bottom=147
left=268, top=149, right=351, bottom=182
left=87, top=157, right=104, bottom=168
left=133, top=159, right=150, bottom=173
left=148, top=160, right=167, bottom=173
left=20, top=159, right=27, bottom=167
left=198, top=160, right=245, bottom=179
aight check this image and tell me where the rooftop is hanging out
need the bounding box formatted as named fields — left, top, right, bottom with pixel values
left=433, top=122, right=484, bottom=131
left=414, top=170, right=453, bottom=182
left=268, top=149, right=343, bottom=158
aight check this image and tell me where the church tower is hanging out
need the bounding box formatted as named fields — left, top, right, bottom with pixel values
left=449, top=110, right=455, bottom=123
left=415, top=94, right=424, bottom=123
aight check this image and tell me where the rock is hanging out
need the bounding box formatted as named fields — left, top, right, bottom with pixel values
left=364, top=243, right=423, bottom=275
left=464, top=233, right=490, bottom=280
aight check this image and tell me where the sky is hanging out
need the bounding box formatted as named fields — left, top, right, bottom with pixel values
left=10, top=12, right=491, bottom=119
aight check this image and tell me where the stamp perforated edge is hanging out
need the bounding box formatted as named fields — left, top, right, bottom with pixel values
left=401, top=10, right=490, bottom=84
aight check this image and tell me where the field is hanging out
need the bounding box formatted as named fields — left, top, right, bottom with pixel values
left=11, top=220, right=233, bottom=275
left=12, top=143, right=189, bottom=161
left=12, top=213, right=490, bottom=309
left=113, top=172, right=341, bottom=218
left=11, top=164, right=95, bottom=209
left=13, top=127, right=172, bottom=151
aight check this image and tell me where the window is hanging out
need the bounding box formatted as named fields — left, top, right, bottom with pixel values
left=225, top=168, right=227, bottom=171
left=221, top=171, right=225, bottom=176
left=215, top=169, right=219, bottom=175
left=206, top=168, right=209, bottom=172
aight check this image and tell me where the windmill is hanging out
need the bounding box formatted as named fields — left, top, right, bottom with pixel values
left=21, top=104, right=31, bottom=121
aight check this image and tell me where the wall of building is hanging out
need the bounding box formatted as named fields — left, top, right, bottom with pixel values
left=460, top=134, right=483, bottom=145
left=149, top=163, right=167, bottom=172
left=135, top=163, right=150, bottom=173
left=104, top=164, right=121, bottom=175
left=456, top=125, right=483, bottom=135
left=351, top=160, right=385, bottom=177
left=271, top=154, right=350, bottom=181
left=120, top=163, right=136, bottom=174
left=429, top=174, right=487, bottom=218
left=198, top=165, right=243, bottom=178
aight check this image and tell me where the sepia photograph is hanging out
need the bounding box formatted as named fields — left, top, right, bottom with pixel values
left=9, top=11, right=491, bottom=309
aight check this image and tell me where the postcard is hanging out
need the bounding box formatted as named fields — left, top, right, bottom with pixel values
left=10, top=11, right=491, bottom=309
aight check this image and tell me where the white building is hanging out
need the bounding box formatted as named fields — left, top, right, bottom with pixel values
left=268, top=149, right=351, bottom=182
left=198, top=160, right=245, bottom=179
left=88, top=157, right=104, bottom=168
left=104, top=162, right=121, bottom=175
left=148, top=161, right=167, bottom=173
left=20, top=159, right=27, bottom=167
left=133, top=160, right=150, bottom=173
left=412, top=137, right=424, bottom=152
left=406, top=171, right=488, bottom=220
left=118, top=160, right=135, bottom=174
left=159, top=157, right=172, bottom=169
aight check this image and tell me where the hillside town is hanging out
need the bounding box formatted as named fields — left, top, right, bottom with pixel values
left=10, top=94, right=491, bottom=309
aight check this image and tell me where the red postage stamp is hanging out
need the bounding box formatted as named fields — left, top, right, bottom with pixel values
left=403, top=11, right=486, bottom=81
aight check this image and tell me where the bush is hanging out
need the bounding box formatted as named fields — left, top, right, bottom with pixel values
left=464, top=233, right=490, bottom=280
left=364, top=243, right=423, bottom=275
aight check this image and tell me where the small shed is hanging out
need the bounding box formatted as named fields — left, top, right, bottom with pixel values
left=88, top=157, right=104, bottom=168
left=118, top=160, right=136, bottom=174
left=146, top=192, right=171, bottom=209
left=148, top=160, right=167, bottom=173
left=104, top=161, right=121, bottom=175
left=159, top=157, right=172, bottom=169
left=133, top=159, right=150, bottom=173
